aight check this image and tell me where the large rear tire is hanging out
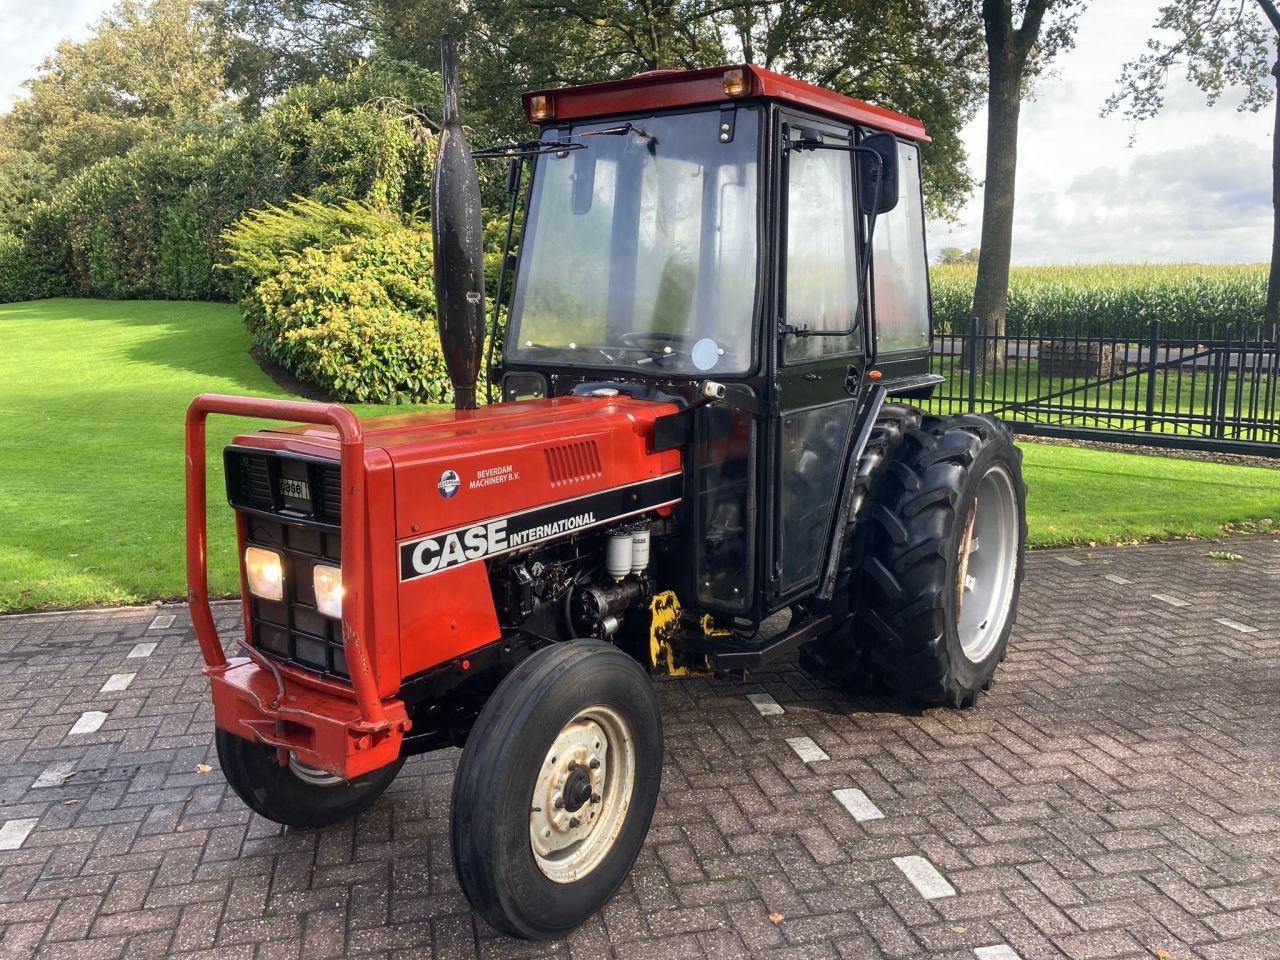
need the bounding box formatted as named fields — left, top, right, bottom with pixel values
left=215, top=729, right=403, bottom=829
left=856, top=413, right=1027, bottom=707
left=451, top=641, right=663, bottom=940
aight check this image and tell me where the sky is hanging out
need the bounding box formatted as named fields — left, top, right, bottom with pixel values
left=1, top=0, right=1274, bottom=266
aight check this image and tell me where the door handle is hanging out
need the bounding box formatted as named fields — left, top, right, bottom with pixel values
left=844, top=365, right=861, bottom=396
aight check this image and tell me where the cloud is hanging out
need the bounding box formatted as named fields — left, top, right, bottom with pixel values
left=926, top=0, right=1275, bottom=265
left=0, top=0, right=114, bottom=112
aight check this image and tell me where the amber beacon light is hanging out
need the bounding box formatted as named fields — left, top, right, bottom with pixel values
left=722, top=68, right=749, bottom=97
left=527, top=94, right=553, bottom=121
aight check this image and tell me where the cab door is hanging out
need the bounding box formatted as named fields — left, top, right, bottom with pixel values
left=770, top=116, right=867, bottom=603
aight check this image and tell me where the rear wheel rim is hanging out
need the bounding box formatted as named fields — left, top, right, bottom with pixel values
left=529, top=705, right=636, bottom=884
left=956, top=464, right=1019, bottom=662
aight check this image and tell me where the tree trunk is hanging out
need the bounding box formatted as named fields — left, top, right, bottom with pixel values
left=970, top=63, right=1022, bottom=369
left=1267, top=57, right=1280, bottom=342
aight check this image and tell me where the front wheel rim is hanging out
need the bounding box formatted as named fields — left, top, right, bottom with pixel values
left=955, top=464, right=1020, bottom=662
left=529, top=705, right=636, bottom=884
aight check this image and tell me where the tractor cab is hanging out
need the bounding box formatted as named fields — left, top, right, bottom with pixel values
left=492, top=65, right=938, bottom=627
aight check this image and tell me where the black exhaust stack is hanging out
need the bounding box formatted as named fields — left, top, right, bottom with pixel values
left=431, top=35, right=486, bottom=411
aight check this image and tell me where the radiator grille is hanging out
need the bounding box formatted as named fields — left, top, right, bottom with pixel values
left=225, top=448, right=341, bottom=526
left=545, top=440, right=603, bottom=486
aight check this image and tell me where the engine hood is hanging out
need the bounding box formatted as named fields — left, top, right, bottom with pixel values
left=247, top=395, right=683, bottom=541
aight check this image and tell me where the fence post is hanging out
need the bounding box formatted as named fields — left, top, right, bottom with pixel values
left=1144, top=319, right=1160, bottom=432
left=1213, top=326, right=1232, bottom=439
left=967, top=313, right=979, bottom=414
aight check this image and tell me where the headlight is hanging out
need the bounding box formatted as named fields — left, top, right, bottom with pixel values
left=245, top=547, right=284, bottom=601
left=312, top=564, right=343, bottom=619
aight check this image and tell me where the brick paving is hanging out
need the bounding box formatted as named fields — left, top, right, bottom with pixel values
left=3, top=536, right=1280, bottom=959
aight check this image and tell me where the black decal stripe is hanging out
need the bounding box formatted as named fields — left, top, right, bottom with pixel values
left=399, top=474, right=682, bottom=581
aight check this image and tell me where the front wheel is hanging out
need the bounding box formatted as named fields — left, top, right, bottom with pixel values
left=856, top=414, right=1027, bottom=707
left=215, top=729, right=404, bottom=829
left=451, top=641, right=663, bottom=940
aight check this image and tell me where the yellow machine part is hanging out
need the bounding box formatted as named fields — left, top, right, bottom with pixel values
left=648, top=591, right=712, bottom=677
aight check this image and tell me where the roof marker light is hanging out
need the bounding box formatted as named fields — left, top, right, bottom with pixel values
left=722, top=68, right=749, bottom=97
left=528, top=94, right=554, bottom=122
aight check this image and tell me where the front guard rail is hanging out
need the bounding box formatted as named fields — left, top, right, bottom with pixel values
left=185, top=393, right=390, bottom=733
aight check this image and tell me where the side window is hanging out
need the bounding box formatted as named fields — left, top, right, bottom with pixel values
left=783, top=138, right=859, bottom=362
left=871, top=142, right=930, bottom=355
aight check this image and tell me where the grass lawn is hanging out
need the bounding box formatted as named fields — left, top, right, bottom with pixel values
left=1, top=297, right=1278, bottom=612
left=0, top=298, right=433, bottom=612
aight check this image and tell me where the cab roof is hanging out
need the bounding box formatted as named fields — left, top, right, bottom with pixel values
left=523, top=64, right=929, bottom=142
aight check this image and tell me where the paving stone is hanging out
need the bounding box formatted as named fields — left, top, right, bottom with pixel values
left=2, top=538, right=1280, bottom=957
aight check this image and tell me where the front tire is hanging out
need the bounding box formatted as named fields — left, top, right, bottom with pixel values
left=215, top=729, right=403, bottom=829
left=857, top=414, right=1027, bottom=707
left=451, top=641, right=663, bottom=940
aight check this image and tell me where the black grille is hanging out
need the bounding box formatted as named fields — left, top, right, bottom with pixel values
left=320, top=468, right=343, bottom=522
left=243, top=456, right=272, bottom=505
left=225, top=447, right=341, bottom=526
left=244, top=514, right=349, bottom=679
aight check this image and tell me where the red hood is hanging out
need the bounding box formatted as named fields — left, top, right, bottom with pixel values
left=233, top=395, right=683, bottom=540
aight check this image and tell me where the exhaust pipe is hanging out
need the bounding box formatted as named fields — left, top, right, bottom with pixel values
left=431, top=35, right=486, bottom=411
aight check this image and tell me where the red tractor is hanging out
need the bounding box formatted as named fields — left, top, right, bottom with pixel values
left=187, top=53, right=1026, bottom=941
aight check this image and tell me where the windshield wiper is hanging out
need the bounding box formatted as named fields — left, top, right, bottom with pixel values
left=471, top=139, right=585, bottom=160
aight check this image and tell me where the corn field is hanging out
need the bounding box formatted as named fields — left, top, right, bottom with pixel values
left=929, top=263, right=1269, bottom=338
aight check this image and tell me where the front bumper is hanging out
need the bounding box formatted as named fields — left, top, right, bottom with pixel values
left=208, top=657, right=410, bottom=779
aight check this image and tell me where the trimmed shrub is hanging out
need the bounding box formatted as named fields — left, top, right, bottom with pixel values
left=222, top=196, right=407, bottom=293
left=0, top=232, right=67, bottom=303
left=244, top=225, right=456, bottom=404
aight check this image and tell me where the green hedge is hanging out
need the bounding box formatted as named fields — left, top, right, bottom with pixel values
left=930, top=263, right=1268, bottom=338
left=0, top=232, right=66, bottom=303
left=244, top=225, right=456, bottom=404
left=9, top=62, right=434, bottom=304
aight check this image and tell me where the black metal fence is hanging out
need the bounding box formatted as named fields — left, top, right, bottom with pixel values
left=922, top=318, right=1280, bottom=457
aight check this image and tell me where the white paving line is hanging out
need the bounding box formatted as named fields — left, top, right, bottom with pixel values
left=1104, top=573, right=1133, bottom=585
left=892, top=855, right=955, bottom=899
left=100, top=672, right=136, bottom=693
left=786, top=736, right=829, bottom=763
left=127, top=641, right=157, bottom=658
left=68, top=711, right=108, bottom=736
left=148, top=613, right=176, bottom=630
left=746, top=693, right=784, bottom=716
left=1056, top=556, right=1085, bottom=567
left=833, top=787, right=884, bottom=822
left=33, top=761, right=76, bottom=789
left=0, top=819, right=38, bottom=851
left=1215, top=618, right=1259, bottom=634
left=1151, top=593, right=1191, bottom=608
left=974, top=947, right=1022, bottom=960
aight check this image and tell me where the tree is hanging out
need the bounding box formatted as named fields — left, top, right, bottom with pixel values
left=2, top=0, right=232, bottom=179
left=937, top=245, right=981, bottom=264
left=1106, top=1, right=1280, bottom=339
left=967, top=0, right=1084, bottom=367
left=203, top=0, right=376, bottom=116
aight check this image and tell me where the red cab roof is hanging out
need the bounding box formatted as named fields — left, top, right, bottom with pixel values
left=523, top=64, right=929, bottom=142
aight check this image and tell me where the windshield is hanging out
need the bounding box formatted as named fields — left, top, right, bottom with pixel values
left=506, top=108, right=760, bottom=376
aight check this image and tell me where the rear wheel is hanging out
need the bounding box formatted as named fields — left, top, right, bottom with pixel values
left=856, top=413, right=1026, bottom=707
left=451, top=641, right=663, bottom=940
left=215, top=729, right=403, bottom=828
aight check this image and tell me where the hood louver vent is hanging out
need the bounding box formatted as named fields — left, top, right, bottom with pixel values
left=545, top=440, right=603, bottom=486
